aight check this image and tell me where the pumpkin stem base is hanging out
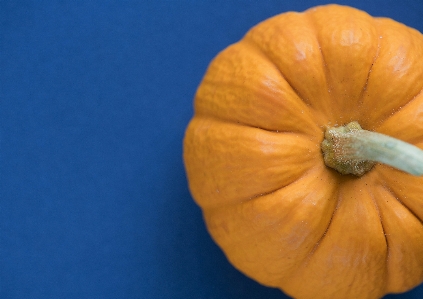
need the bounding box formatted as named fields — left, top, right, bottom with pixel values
left=321, top=122, right=375, bottom=176
left=321, top=121, right=423, bottom=176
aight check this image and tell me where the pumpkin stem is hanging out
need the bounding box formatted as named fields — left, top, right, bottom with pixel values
left=321, top=121, right=423, bottom=176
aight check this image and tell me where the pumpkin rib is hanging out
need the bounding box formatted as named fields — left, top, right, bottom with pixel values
left=298, top=185, right=340, bottom=266
left=367, top=182, right=389, bottom=251
left=374, top=91, right=423, bottom=145
left=374, top=86, right=423, bottom=131
left=301, top=10, right=334, bottom=123
left=376, top=179, right=423, bottom=289
left=381, top=181, right=423, bottom=228
left=244, top=9, right=336, bottom=125
left=366, top=182, right=390, bottom=288
left=242, top=38, right=314, bottom=113
left=284, top=168, right=343, bottom=275
left=204, top=164, right=340, bottom=289
left=372, top=183, right=423, bottom=293
left=241, top=169, right=310, bottom=203
left=184, top=116, right=321, bottom=209
left=235, top=162, right=327, bottom=215
left=194, top=111, right=318, bottom=137
left=360, top=17, right=423, bottom=127
left=306, top=5, right=381, bottom=125
left=304, top=6, right=354, bottom=123
left=376, top=167, right=423, bottom=221
left=205, top=169, right=311, bottom=244
left=194, top=40, right=324, bottom=135
left=204, top=167, right=312, bottom=219
left=280, top=174, right=389, bottom=299
left=356, top=24, right=382, bottom=123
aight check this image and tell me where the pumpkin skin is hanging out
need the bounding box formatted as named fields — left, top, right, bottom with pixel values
left=183, top=4, right=423, bottom=299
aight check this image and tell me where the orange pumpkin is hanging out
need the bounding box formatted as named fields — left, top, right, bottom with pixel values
left=183, top=4, right=423, bottom=299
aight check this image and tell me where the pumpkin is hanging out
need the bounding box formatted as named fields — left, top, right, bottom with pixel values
left=183, top=4, right=423, bottom=299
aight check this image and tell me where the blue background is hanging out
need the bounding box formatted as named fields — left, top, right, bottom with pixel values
left=1, top=1, right=423, bottom=298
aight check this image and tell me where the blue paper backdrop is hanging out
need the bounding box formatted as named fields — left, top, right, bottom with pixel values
left=1, top=0, right=423, bottom=298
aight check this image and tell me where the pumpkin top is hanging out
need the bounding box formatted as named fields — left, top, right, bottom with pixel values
left=184, top=4, right=423, bottom=299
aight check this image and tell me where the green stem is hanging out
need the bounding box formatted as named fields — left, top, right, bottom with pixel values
left=321, top=121, right=423, bottom=176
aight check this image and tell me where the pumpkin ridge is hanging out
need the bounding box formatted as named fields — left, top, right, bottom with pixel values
left=244, top=9, right=335, bottom=125
left=241, top=163, right=328, bottom=209
left=366, top=183, right=389, bottom=250
left=381, top=182, right=423, bottom=228
left=194, top=41, right=324, bottom=134
left=303, top=9, right=335, bottom=122
left=195, top=112, right=319, bottom=137
left=276, top=171, right=341, bottom=294
left=356, top=22, right=382, bottom=124
left=376, top=168, right=423, bottom=221
left=366, top=183, right=390, bottom=288
left=204, top=166, right=336, bottom=278
left=242, top=38, right=315, bottom=112
left=206, top=177, right=310, bottom=243
left=299, top=185, right=340, bottom=267
left=305, top=5, right=386, bottom=125
left=376, top=181, right=423, bottom=293
left=360, top=18, right=423, bottom=128
left=371, top=183, right=423, bottom=293
left=375, top=86, right=423, bottom=131
left=242, top=170, right=310, bottom=203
